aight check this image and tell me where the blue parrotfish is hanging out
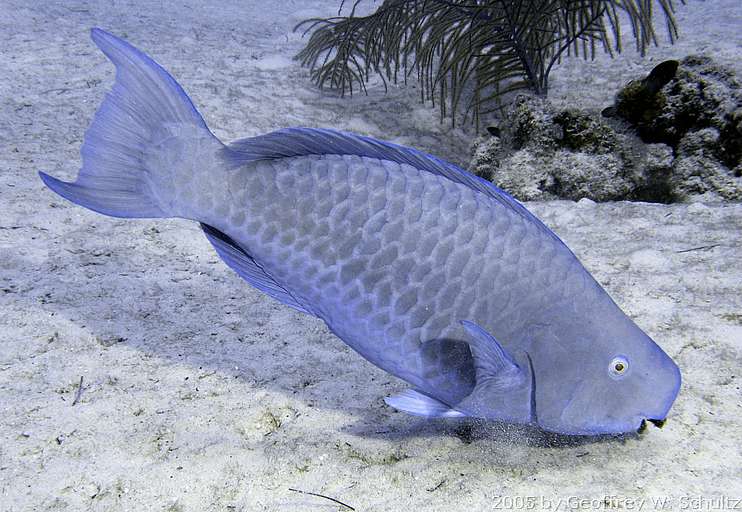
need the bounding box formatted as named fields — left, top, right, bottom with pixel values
left=39, top=29, right=681, bottom=436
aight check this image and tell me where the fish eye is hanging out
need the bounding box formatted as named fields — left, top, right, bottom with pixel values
left=609, top=356, right=630, bottom=379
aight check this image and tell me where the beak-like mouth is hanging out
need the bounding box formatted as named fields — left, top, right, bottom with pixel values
left=638, top=418, right=666, bottom=433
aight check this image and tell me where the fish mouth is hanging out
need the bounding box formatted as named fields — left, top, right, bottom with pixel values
left=637, top=418, right=667, bottom=433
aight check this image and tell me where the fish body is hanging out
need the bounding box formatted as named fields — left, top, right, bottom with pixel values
left=40, top=29, right=681, bottom=436
left=200, top=146, right=559, bottom=406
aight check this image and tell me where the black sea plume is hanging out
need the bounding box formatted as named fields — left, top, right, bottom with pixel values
left=296, top=0, right=684, bottom=127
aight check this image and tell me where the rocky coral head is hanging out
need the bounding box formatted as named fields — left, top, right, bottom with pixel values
left=470, top=62, right=742, bottom=204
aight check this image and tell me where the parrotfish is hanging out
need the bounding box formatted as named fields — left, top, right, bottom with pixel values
left=39, top=29, right=681, bottom=436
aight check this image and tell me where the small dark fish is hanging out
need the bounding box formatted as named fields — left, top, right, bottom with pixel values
left=644, top=60, right=679, bottom=95
left=39, top=29, right=681, bottom=436
left=601, top=106, right=617, bottom=118
left=486, top=125, right=501, bottom=137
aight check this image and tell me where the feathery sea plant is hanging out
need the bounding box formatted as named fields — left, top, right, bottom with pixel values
left=295, top=0, right=684, bottom=126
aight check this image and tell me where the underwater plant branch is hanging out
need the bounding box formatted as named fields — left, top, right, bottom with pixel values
left=296, top=0, right=684, bottom=123
left=297, top=15, right=372, bottom=95
left=296, top=16, right=349, bottom=38
left=610, top=0, right=682, bottom=55
left=544, top=3, right=609, bottom=88
left=498, top=0, right=543, bottom=94
left=337, top=0, right=366, bottom=17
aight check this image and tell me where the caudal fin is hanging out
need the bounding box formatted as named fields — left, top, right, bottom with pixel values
left=39, top=28, right=220, bottom=218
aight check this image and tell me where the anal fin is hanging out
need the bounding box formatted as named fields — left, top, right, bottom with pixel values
left=200, top=223, right=316, bottom=316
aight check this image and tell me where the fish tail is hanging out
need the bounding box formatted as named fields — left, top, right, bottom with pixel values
left=39, top=28, right=222, bottom=219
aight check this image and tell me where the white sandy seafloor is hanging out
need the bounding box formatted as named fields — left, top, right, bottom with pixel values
left=1, top=0, right=741, bottom=510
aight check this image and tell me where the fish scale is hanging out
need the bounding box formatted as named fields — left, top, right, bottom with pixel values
left=40, top=29, right=681, bottom=435
left=192, top=153, right=561, bottom=402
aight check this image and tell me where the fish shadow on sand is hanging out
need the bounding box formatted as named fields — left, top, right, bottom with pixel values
left=342, top=408, right=635, bottom=448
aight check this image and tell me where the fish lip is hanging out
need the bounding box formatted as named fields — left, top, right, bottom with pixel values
left=637, top=419, right=648, bottom=434
left=637, top=418, right=667, bottom=433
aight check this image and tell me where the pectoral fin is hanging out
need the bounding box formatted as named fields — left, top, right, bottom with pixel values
left=461, top=320, right=524, bottom=389
left=384, top=389, right=466, bottom=418
left=457, top=321, right=533, bottom=422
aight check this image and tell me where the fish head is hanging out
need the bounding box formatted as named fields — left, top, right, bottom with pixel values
left=530, top=304, right=681, bottom=436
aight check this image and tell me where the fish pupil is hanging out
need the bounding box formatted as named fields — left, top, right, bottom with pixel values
left=614, top=362, right=625, bottom=372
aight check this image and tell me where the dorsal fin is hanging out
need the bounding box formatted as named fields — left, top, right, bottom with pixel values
left=224, top=127, right=566, bottom=247
left=200, top=223, right=316, bottom=316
